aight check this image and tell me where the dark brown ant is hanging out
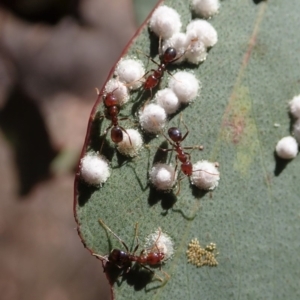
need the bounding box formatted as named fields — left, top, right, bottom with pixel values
left=93, top=219, right=168, bottom=282
left=96, top=88, right=131, bottom=152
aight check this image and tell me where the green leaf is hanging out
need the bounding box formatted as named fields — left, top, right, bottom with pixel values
left=74, top=0, right=300, bottom=299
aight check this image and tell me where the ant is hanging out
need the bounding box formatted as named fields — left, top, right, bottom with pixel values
left=160, top=118, right=217, bottom=194
left=141, top=36, right=197, bottom=96
left=143, top=46, right=179, bottom=94
left=93, top=219, right=168, bottom=282
left=96, top=88, right=131, bottom=152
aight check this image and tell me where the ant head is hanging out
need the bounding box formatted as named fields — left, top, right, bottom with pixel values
left=163, top=47, right=177, bottom=63
left=104, top=92, right=118, bottom=107
left=168, top=127, right=182, bottom=142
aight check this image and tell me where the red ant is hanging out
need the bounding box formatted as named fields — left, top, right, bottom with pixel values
left=96, top=88, right=131, bottom=152
left=93, top=219, right=168, bottom=282
left=142, top=35, right=198, bottom=94
left=143, top=46, right=179, bottom=93
left=160, top=119, right=217, bottom=194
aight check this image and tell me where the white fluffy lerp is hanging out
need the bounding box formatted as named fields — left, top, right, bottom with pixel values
left=139, top=104, right=167, bottom=134
left=80, top=153, right=110, bottom=186
left=104, top=78, right=129, bottom=105
left=293, top=119, right=300, bottom=144
left=155, top=88, right=180, bottom=114
left=149, top=163, right=178, bottom=191
left=191, top=160, right=220, bottom=191
left=149, top=5, right=182, bottom=39
left=191, top=0, right=220, bottom=18
left=275, top=136, right=298, bottom=159
left=185, top=31, right=208, bottom=64
left=168, top=71, right=200, bottom=104
left=117, top=129, right=143, bottom=157
left=289, top=94, right=300, bottom=119
left=186, top=19, right=218, bottom=48
left=114, top=58, right=145, bottom=90
left=162, top=32, right=188, bottom=64
left=144, top=229, right=174, bottom=261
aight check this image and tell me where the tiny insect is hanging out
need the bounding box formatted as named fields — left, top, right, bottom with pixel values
left=93, top=219, right=168, bottom=282
left=96, top=88, right=131, bottom=152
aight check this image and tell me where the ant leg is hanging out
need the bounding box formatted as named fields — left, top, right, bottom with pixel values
left=182, top=145, right=204, bottom=151
left=122, top=72, right=148, bottom=89
left=141, top=86, right=157, bottom=111
left=140, top=264, right=168, bottom=282
left=92, top=253, right=109, bottom=262
left=119, top=125, right=132, bottom=146
left=179, top=118, right=204, bottom=151
left=132, top=223, right=140, bottom=255
left=173, top=156, right=179, bottom=183
left=159, top=268, right=170, bottom=281
left=99, top=124, right=112, bottom=154
left=175, top=176, right=185, bottom=196
left=98, top=219, right=130, bottom=252
left=151, top=227, right=162, bottom=252
left=136, top=49, right=161, bottom=67
left=158, top=147, right=174, bottom=153
left=158, top=36, right=163, bottom=57
left=179, top=115, right=190, bottom=142
left=172, top=156, right=182, bottom=195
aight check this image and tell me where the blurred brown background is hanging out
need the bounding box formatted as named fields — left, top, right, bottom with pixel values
left=0, top=0, right=142, bottom=299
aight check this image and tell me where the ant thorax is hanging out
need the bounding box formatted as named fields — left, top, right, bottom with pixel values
left=109, top=249, right=131, bottom=266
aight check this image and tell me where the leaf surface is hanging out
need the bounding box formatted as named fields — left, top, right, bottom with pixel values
left=74, top=0, right=300, bottom=299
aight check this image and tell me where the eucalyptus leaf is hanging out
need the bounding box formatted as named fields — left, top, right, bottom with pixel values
left=74, top=0, right=300, bottom=299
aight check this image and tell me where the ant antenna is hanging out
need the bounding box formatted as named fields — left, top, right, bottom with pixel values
left=152, top=227, right=162, bottom=252
left=92, top=253, right=109, bottom=262
left=132, top=222, right=140, bottom=254
left=98, top=219, right=129, bottom=252
left=158, top=36, right=163, bottom=57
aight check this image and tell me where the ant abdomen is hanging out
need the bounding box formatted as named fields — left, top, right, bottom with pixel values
left=181, top=161, right=193, bottom=176
left=146, top=252, right=165, bottom=265
left=136, top=252, right=165, bottom=265
left=111, top=126, right=123, bottom=143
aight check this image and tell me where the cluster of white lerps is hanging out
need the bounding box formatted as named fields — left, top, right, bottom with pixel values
left=80, top=2, right=221, bottom=192
left=149, top=4, right=218, bottom=64
left=149, top=161, right=220, bottom=191
left=275, top=95, right=300, bottom=159
left=139, top=71, right=200, bottom=134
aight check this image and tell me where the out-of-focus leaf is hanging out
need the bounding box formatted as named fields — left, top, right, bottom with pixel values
left=132, top=0, right=158, bottom=25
